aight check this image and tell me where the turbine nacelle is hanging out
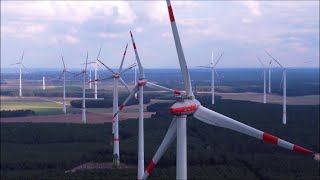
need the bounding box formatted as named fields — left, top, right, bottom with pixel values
left=113, top=74, right=120, bottom=79
left=169, top=99, right=200, bottom=116
left=138, top=80, right=147, bottom=86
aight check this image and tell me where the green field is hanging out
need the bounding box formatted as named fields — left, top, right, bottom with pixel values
left=1, top=100, right=81, bottom=115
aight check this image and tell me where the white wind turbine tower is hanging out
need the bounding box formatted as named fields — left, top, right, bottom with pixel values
left=89, top=68, right=92, bottom=89
left=268, top=59, right=273, bottom=94
left=134, top=58, right=138, bottom=99
left=257, top=56, right=266, bottom=104
left=43, top=76, right=46, bottom=90
left=58, top=55, right=73, bottom=114
left=74, top=52, right=89, bottom=124
left=198, top=51, right=224, bottom=104
left=109, top=1, right=318, bottom=179
left=113, top=31, right=184, bottom=179
left=265, top=51, right=287, bottom=124
left=93, top=43, right=135, bottom=167
left=11, top=51, right=25, bottom=97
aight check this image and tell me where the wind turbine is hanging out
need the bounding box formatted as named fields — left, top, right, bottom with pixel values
left=113, top=32, right=183, bottom=179
left=94, top=46, right=103, bottom=99
left=74, top=52, right=89, bottom=124
left=11, top=51, right=25, bottom=97
left=257, top=56, right=266, bottom=104
left=198, top=51, right=224, bottom=104
left=265, top=51, right=287, bottom=124
left=58, top=55, right=73, bottom=114
left=136, top=1, right=317, bottom=179
left=93, top=43, right=135, bottom=168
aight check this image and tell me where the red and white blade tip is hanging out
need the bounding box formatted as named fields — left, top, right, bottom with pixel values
left=262, top=132, right=313, bottom=154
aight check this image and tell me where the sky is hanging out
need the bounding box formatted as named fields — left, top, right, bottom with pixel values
left=1, top=1, right=319, bottom=69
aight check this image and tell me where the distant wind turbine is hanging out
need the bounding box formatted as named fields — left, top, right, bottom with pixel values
left=74, top=52, right=89, bottom=123
left=10, top=51, right=25, bottom=97
left=257, top=56, right=266, bottom=104
left=265, top=51, right=287, bottom=124
left=93, top=43, right=135, bottom=168
left=198, top=51, right=224, bottom=104
left=58, top=55, right=73, bottom=114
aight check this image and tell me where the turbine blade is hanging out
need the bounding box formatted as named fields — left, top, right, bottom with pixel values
left=119, top=43, right=128, bottom=73
left=265, top=50, right=284, bottom=69
left=214, top=69, right=220, bottom=79
left=21, top=63, right=26, bottom=69
left=20, top=51, right=24, bottom=63
left=72, top=72, right=82, bottom=78
left=197, top=65, right=212, bottom=69
left=280, top=71, right=284, bottom=88
left=113, top=85, right=139, bottom=118
left=166, top=0, right=193, bottom=98
left=213, top=52, right=224, bottom=68
left=257, top=56, right=264, bottom=68
left=193, top=105, right=315, bottom=155
left=90, top=75, right=113, bottom=82
left=85, top=51, right=88, bottom=71
left=97, top=59, right=115, bottom=74
left=142, top=117, right=177, bottom=180
left=130, top=31, right=145, bottom=79
left=96, top=45, right=102, bottom=60
left=211, top=51, right=214, bottom=64
left=120, top=63, right=137, bottom=75
left=118, top=77, right=131, bottom=93
left=61, top=55, right=66, bottom=70
left=97, top=63, right=103, bottom=70
left=146, top=81, right=182, bottom=95
left=58, top=71, right=64, bottom=80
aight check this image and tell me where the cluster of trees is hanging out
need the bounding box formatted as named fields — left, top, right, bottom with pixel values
left=0, top=110, right=35, bottom=118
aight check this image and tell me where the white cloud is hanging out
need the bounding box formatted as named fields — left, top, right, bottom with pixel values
left=1, top=22, right=47, bottom=39
left=2, top=1, right=136, bottom=24
left=98, top=32, right=124, bottom=39
left=243, top=1, right=262, bottom=17
left=63, top=35, right=79, bottom=44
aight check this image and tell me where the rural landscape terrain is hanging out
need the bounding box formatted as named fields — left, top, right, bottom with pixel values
left=1, top=68, right=319, bottom=179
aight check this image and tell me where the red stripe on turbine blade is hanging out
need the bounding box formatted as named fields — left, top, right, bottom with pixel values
left=174, top=90, right=181, bottom=95
left=168, top=6, right=175, bottom=22
left=293, top=145, right=313, bottom=154
left=114, top=138, right=119, bottom=141
left=113, top=113, right=118, bottom=118
left=262, top=133, right=278, bottom=144
left=130, top=31, right=133, bottom=37
left=119, top=105, right=125, bottom=110
left=133, top=43, right=137, bottom=50
left=146, top=161, right=156, bottom=174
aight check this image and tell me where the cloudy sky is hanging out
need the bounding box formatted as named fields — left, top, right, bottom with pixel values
left=1, top=1, right=319, bottom=69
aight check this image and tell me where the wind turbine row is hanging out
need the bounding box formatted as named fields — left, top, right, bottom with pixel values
left=114, top=1, right=317, bottom=179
